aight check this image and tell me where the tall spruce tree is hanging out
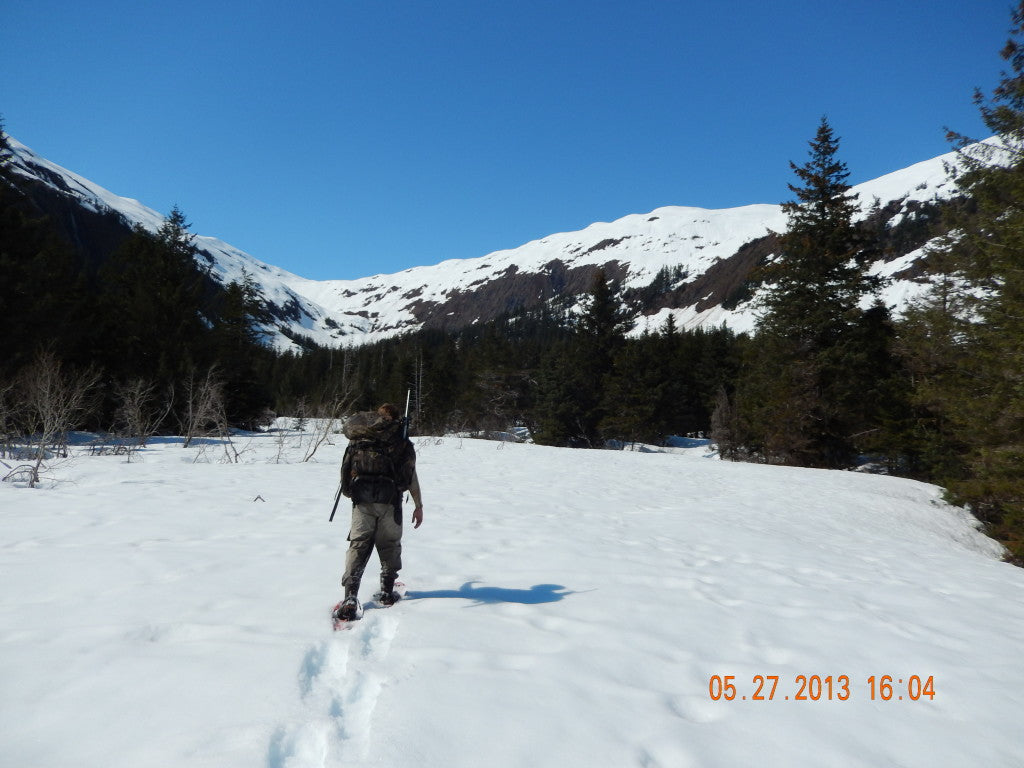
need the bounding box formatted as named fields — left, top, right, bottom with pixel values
left=733, top=118, right=886, bottom=467
left=761, top=117, right=876, bottom=347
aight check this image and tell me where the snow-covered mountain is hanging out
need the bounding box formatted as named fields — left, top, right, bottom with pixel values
left=7, top=137, right=964, bottom=350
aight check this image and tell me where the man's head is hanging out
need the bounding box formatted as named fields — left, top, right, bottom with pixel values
left=377, top=403, right=400, bottom=420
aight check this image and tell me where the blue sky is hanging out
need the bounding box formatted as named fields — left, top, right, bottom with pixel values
left=1, top=1, right=1012, bottom=280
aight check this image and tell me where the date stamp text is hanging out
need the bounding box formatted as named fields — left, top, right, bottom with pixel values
left=708, top=675, right=936, bottom=702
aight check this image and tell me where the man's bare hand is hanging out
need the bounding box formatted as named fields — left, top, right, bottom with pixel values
left=412, top=505, right=424, bottom=529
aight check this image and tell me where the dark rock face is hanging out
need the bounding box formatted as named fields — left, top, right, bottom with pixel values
left=406, top=260, right=631, bottom=332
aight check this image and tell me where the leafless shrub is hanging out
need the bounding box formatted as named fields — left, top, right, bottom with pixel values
left=112, top=377, right=174, bottom=459
left=302, top=389, right=357, bottom=463
left=220, top=433, right=258, bottom=464
left=291, top=399, right=309, bottom=432
left=2, top=463, right=38, bottom=485
left=271, top=424, right=290, bottom=464
left=11, top=351, right=101, bottom=486
left=180, top=367, right=227, bottom=448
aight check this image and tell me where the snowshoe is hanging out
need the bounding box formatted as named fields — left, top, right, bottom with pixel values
left=331, top=596, right=361, bottom=628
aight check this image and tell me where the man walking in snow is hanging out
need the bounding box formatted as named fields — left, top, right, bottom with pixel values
left=334, top=403, right=423, bottom=621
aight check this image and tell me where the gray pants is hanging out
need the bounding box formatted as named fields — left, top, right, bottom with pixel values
left=342, top=502, right=402, bottom=594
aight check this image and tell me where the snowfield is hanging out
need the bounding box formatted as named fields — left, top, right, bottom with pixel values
left=2, top=432, right=1023, bottom=768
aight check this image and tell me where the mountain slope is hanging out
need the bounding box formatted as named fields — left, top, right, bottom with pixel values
left=280, top=149, right=965, bottom=342
left=8, top=137, right=967, bottom=349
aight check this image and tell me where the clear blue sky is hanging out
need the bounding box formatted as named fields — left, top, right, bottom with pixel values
left=1, top=1, right=1012, bottom=280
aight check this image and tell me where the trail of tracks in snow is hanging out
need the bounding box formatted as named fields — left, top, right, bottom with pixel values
left=268, top=611, right=400, bottom=768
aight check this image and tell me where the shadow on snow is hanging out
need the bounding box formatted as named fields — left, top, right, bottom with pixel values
left=405, top=581, right=573, bottom=605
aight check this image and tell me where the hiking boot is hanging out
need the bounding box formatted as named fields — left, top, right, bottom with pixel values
left=333, top=596, right=359, bottom=621
left=379, top=572, right=398, bottom=605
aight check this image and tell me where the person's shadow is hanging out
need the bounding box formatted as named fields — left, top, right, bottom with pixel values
left=405, top=581, right=572, bottom=605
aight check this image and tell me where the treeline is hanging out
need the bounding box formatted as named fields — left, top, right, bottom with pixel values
left=269, top=295, right=741, bottom=445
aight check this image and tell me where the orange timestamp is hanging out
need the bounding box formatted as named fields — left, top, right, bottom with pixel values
left=708, top=674, right=936, bottom=702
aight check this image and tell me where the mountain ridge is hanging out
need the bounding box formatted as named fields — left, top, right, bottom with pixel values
left=7, top=136, right=967, bottom=349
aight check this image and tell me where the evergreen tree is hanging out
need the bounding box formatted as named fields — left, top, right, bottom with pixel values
left=890, top=270, right=973, bottom=480
left=733, top=118, right=886, bottom=467
left=600, top=330, right=672, bottom=445
left=760, top=117, right=876, bottom=349
left=212, top=269, right=275, bottom=427
left=216, top=269, right=271, bottom=349
left=535, top=268, right=629, bottom=446
left=575, top=267, right=632, bottom=349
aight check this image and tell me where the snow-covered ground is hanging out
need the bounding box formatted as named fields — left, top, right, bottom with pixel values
left=2, top=432, right=1023, bottom=768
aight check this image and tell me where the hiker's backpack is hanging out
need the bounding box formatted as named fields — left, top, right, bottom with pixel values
left=340, top=412, right=409, bottom=504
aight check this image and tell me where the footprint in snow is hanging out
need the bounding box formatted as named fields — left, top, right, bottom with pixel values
left=270, top=612, right=400, bottom=767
